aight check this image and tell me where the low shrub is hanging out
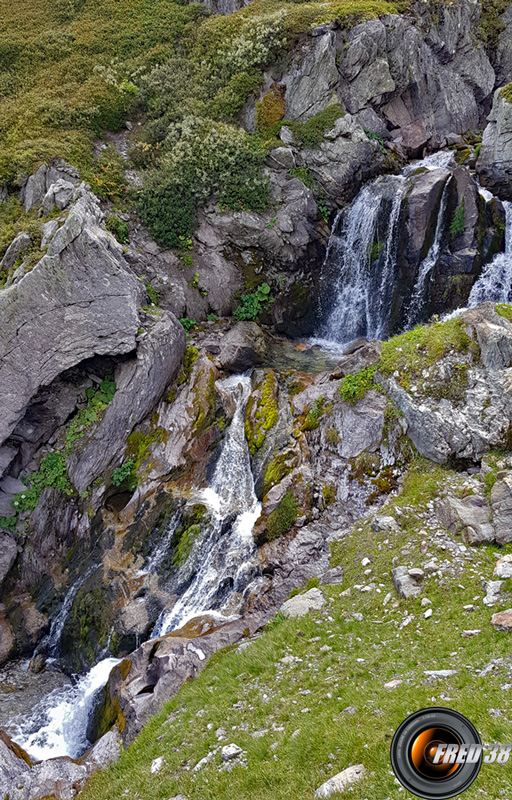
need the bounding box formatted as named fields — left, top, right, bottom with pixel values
left=234, top=282, right=273, bottom=321
left=266, top=490, right=298, bottom=540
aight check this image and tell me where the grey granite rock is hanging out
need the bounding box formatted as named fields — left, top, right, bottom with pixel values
left=0, top=188, right=144, bottom=448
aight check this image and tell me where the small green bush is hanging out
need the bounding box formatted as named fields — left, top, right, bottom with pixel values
left=288, top=166, right=313, bottom=189
left=12, top=452, right=73, bottom=514
left=339, top=365, right=381, bottom=404
left=302, top=396, right=325, bottom=431
left=105, top=215, right=129, bottom=244
left=234, top=282, right=273, bottom=321
left=180, top=317, right=197, bottom=332
left=450, top=199, right=465, bottom=237
left=292, top=104, right=344, bottom=148
left=112, top=460, right=136, bottom=489
left=266, top=490, right=298, bottom=540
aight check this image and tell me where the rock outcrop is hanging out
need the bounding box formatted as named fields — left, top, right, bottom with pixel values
left=0, top=186, right=144, bottom=448
left=478, top=87, right=512, bottom=200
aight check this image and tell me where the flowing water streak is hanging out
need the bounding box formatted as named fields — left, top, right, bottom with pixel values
left=405, top=180, right=450, bottom=328
left=317, top=150, right=456, bottom=345
left=34, top=564, right=98, bottom=657
left=8, top=657, right=120, bottom=761
left=468, top=201, right=512, bottom=305
left=153, top=374, right=261, bottom=636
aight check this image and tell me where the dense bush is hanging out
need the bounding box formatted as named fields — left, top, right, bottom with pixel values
left=139, top=117, right=269, bottom=245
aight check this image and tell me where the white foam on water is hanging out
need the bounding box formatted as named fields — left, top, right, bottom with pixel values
left=8, top=657, right=119, bottom=761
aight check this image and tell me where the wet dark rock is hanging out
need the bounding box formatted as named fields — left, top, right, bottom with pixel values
left=218, top=322, right=268, bottom=372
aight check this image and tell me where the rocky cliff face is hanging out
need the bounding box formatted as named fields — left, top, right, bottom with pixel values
left=1, top=0, right=512, bottom=797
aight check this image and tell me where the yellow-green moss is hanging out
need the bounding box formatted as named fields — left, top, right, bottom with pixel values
left=245, top=371, right=279, bottom=455
left=255, top=84, right=285, bottom=134
left=262, top=452, right=294, bottom=497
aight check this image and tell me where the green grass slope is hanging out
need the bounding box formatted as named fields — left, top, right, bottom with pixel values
left=81, top=456, right=512, bottom=800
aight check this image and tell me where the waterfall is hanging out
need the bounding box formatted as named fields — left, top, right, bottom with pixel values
left=153, top=374, right=261, bottom=636
left=34, top=564, right=98, bottom=658
left=468, top=201, right=512, bottom=305
left=7, top=657, right=119, bottom=761
left=317, top=151, right=455, bottom=346
left=317, top=174, right=406, bottom=344
left=405, top=180, right=450, bottom=328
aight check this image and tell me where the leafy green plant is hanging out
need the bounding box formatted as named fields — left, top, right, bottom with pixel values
left=112, top=460, right=136, bottom=489
left=266, top=490, right=298, bottom=540
left=105, top=214, right=129, bottom=244
left=180, top=317, right=197, bottom=332
left=145, top=283, right=161, bottom=307
left=12, top=452, right=73, bottom=514
left=302, top=396, right=326, bottom=431
left=207, top=312, right=217, bottom=322
left=450, top=199, right=465, bottom=237
left=291, top=104, right=344, bottom=148
left=234, top=282, right=273, bottom=321
left=339, top=365, right=381, bottom=404
left=64, top=379, right=116, bottom=454
left=365, top=130, right=386, bottom=154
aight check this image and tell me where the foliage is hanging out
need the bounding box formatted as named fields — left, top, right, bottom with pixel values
left=365, top=130, right=386, bottom=153
left=90, top=145, right=128, bottom=203
left=255, top=84, right=285, bottom=134
left=496, top=303, right=512, bottom=322
left=379, top=318, right=478, bottom=395
left=139, top=177, right=197, bottom=248
left=180, top=317, right=197, bottom=332
left=234, top=282, right=273, bottom=321
left=112, top=460, right=136, bottom=489
left=339, top=365, right=381, bottom=404
left=145, top=283, right=161, bottom=307
left=290, top=103, right=344, bottom=148
left=12, top=452, right=73, bottom=514
left=289, top=576, right=320, bottom=598
left=266, top=490, right=298, bottom=540
left=64, top=378, right=116, bottom=455
left=302, top=396, right=326, bottom=431
left=450, top=199, right=465, bottom=237
left=139, top=117, right=269, bottom=246
left=288, top=166, right=314, bottom=189
left=479, top=0, right=510, bottom=56
left=105, top=214, right=129, bottom=244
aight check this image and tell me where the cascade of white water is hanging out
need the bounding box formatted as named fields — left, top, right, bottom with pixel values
left=152, top=374, right=261, bottom=636
left=317, top=151, right=456, bottom=346
left=468, top=202, right=512, bottom=305
left=8, top=657, right=119, bottom=761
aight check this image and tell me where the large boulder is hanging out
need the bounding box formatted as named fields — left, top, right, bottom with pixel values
left=477, top=88, right=512, bottom=200
left=67, top=311, right=186, bottom=493
left=218, top=322, right=268, bottom=373
left=280, top=587, right=325, bottom=618
left=0, top=188, right=144, bottom=449
left=21, top=160, right=80, bottom=212
left=339, top=2, right=495, bottom=154
left=491, top=475, right=512, bottom=545
left=299, top=114, right=385, bottom=202
left=437, top=495, right=495, bottom=545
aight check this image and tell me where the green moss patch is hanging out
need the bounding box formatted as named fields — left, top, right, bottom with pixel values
left=266, top=490, right=298, bottom=540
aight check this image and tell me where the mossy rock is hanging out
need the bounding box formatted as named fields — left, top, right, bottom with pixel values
left=245, top=370, right=279, bottom=455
